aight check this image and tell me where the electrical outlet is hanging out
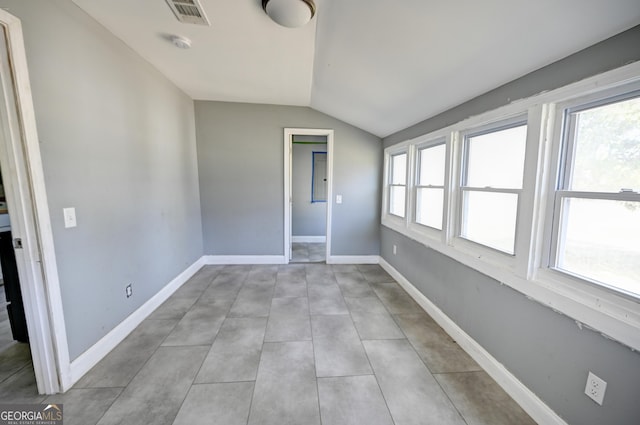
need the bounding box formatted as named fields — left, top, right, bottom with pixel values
left=585, top=371, right=607, bottom=405
left=126, top=284, right=132, bottom=298
left=393, top=244, right=397, bottom=255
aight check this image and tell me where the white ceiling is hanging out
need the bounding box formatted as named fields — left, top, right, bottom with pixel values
left=72, top=0, right=640, bottom=137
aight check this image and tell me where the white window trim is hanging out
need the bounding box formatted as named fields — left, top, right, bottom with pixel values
left=407, top=136, right=448, bottom=242
left=382, top=145, right=410, bottom=228
left=454, top=115, right=528, bottom=257
left=382, top=60, right=640, bottom=352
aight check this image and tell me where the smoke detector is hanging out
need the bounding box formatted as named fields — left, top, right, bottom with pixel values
left=170, top=35, right=192, bottom=49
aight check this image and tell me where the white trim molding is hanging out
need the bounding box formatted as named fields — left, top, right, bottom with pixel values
left=379, top=258, right=568, bottom=425
left=291, top=235, right=326, bottom=243
left=284, top=128, right=334, bottom=264
left=327, top=255, right=380, bottom=264
left=204, top=255, right=287, bottom=265
left=68, top=257, right=206, bottom=389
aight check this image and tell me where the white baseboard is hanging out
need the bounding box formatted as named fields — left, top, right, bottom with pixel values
left=327, top=255, right=380, bottom=264
left=292, top=236, right=326, bottom=243
left=203, top=255, right=287, bottom=265
left=67, top=256, right=206, bottom=389
left=379, top=257, right=567, bottom=425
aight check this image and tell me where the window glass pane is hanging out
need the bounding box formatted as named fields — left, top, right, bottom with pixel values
left=389, top=186, right=406, bottom=217
left=391, top=153, right=407, bottom=184
left=466, top=125, right=527, bottom=189
left=568, top=96, right=640, bottom=192
left=461, top=191, right=518, bottom=254
left=418, top=144, right=446, bottom=186
left=556, top=198, right=640, bottom=296
left=416, top=188, right=443, bottom=229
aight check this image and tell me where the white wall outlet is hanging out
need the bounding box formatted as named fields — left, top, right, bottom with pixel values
left=336, top=195, right=343, bottom=204
left=126, top=284, right=133, bottom=298
left=63, top=207, right=77, bottom=228
left=585, top=371, right=607, bottom=405
left=393, top=244, right=397, bottom=255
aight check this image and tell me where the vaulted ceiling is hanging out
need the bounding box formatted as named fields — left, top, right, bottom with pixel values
left=72, top=0, right=640, bottom=137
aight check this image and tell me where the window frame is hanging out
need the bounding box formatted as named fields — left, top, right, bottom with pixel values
left=383, top=147, right=409, bottom=224
left=380, top=61, right=640, bottom=353
left=542, top=85, right=640, bottom=300
left=456, top=117, right=528, bottom=256
left=411, top=137, right=448, bottom=237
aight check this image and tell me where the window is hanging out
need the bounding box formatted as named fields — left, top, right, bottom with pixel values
left=389, top=152, right=407, bottom=217
left=415, top=141, right=446, bottom=229
left=550, top=93, right=640, bottom=297
left=312, top=151, right=327, bottom=202
left=459, top=122, right=527, bottom=254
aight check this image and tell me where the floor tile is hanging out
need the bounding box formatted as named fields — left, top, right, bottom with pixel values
left=0, top=362, right=46, bottom=403
left=162, top=299, right=231, bottom=346
left=308, top=282, right=348, bottom=315
left=273, top=276, right=307, bottom=298
left=199, top=274, right=245, bottom=301
left=171, top=266, right=219, bottom=299
left=311, top=315, right=372, bottom=377
left=195, top=317, right=267, bottom=383
left=394, top=313, right=481, bottom=373
left=265, top=315, right=312, bottom=342
left=350, top=311, right=405, bottom=340
left=97, top=346, right=207, bottom=425
left=435, top=371, right=537, bottom=425
left=0, top=342, right=31, bottom=382
left=228, top=284, right=274, bottom=318
left=371, top=282, right=423, bottom=314
left=44, top=388, right=122, bottom=425
left=363, top=339, right=466, bottom=425
left=357, top=265, right=394, bottom=283
left=265, top=297, right=311, bottom=342
left=270, top=297, right=309, bottom=316
left=331, top=264, right=359, bottom=273
left=344, top=296, right=389, bottom=315
left=334, top=272, right=375, bottom=298
left=318, top=375, right=394, bottom=425
left=76, top=319, right=177, bottom=388
left=172, top=382, right=254, bottom=425
left=146, top=296, right=198, bottom=321
left=248, top=341, right=320, bottom=425
left=247, top=265, right=278, bottom=284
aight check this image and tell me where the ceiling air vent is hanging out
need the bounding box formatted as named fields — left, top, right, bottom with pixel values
left=165, top=0, right=210, bottom=25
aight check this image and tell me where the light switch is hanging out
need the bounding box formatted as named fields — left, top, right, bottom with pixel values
left=63, top=207, right=77, bottom=228
left=336, top=195, right=342, bottom=204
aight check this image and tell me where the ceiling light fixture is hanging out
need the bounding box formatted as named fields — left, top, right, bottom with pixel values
left=262, top=0, right=316, bottom=28
left=171, top=35, right=192, bottom=49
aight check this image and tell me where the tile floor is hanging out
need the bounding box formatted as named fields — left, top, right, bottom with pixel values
left=291, top=242, right=326, bottom=263
left=0, top=264, right=537, bottom=425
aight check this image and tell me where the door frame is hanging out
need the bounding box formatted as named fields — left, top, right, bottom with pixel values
left=0, top=9, right=68, bottom=393
left=284, top=128, right=334, bottom=263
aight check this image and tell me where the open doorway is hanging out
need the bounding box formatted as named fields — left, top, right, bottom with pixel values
left=284, top=128, right=334, bottom=264
left=0, top=10, right=67, bottom=394
left=291, top=135, right=327, bottom=262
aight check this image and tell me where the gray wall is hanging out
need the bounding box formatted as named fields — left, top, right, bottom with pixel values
left=2, top=0, right=203, bottom=360
left=195, top=101, right=381, bottom=256
left=292, top=143, right=327, bottom=237
left=381, top=26, right=640, bottom=425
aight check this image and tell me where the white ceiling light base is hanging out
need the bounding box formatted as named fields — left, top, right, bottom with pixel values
left=262, top=0, right=316, bottom=28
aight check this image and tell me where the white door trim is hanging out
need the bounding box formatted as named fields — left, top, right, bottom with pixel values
left=0, top=10, right=68, bottom=393
left=284, top=128, right=334, bottom=263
